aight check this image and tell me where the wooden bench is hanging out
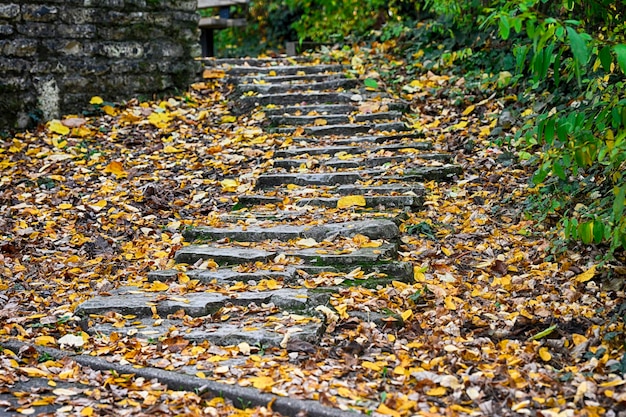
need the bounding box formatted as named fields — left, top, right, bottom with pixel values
left=198, top=0, right=249, bottom=57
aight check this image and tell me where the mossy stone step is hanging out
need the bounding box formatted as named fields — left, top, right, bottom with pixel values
left=147, top=267, right=298, bottom=284
left=234, top=92, right=359, bottom=114
left=274, top=153, right=451, bottom=170
left=273, top=122, right=408, bottom=136
left=237, top=78, right=358, bottom=95
left=295, top=195, right=423, bottom=209
left=264, top=104, right=357, bottom=116
left=273, top=141, right=432, bottom=158
left=255, top=171, right=380, bottom=188
left=174, top=246, right=276, bottom=265
left=183, top=219, right=400, bottom=243
left=77, top=287, right=321, bottom=318
left=231, top=73, right=345, bottom=84
left=220, top=63, right=345, bottom=76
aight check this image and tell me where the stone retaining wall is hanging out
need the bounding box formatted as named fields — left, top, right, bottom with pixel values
left=0, top=0, right=200, bottom=130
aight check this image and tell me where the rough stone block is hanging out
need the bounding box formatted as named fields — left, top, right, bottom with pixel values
left=21, top=5, right=59, bottom=22
left=0, top=4, right=20, bottom=19
left=17, top=23, right=57, bottom=37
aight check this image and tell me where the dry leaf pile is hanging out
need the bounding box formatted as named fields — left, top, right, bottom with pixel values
left=1, top=49, right=625, bottom=417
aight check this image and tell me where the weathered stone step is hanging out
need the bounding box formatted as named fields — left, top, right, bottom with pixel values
left=255, top=165, right=461, bottom=188
left=183, top=219, right=400, bottom=243
left=274, top=153, right=452, bottom=170
left=273, top=122, right=408, bottom=136
left=273, top=141, right=432, bottom=158
left=223, top=64, right=345, bottom=76
left=255, top=171, right=380, bottom=188
left=296, top=195, right=423, bottom=209
left=202, top=56, right=313, bottom=67
left=77, top=287, right=319, bottom=318
left=174, top=246, right=275, bottom=265
left=264, top=104, right=357, bottom=116
left=237, top=78, right=358, bottom=95
left=232, top=73, right=345, bottom=84
left=88, top=316, right=323, bottom=347
left=269, top=111, right=402, bottom=126
left=148, top=267, right=299, bottom=284
left=331, top=132, right=426, bottom=146
left=174, top=242, right=398, bottom=269
left=234, top=92, right=360, bottom=114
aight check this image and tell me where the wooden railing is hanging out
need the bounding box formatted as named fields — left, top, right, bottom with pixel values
left=197, top=0, right=249, bottom=57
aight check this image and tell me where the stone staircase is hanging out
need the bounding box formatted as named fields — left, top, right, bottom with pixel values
left=76, top=55, right=461, bottom=385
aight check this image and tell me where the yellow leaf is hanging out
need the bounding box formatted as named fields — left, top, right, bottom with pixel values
left=401, top=310, right=413, bottom=321
left=196, top=371, right=206, bottom=378
left=58, top=203, right=73, bottom=209
left=337, top=195, right=366, bottom=209
left=48, top=120, right=70, bottom=135
left=220, top=178, right=239, bottom=192
left=314, top=118, right=328, bottom=126
left=90, top=96, right=103, bottom=105
left=20, top=367, right=50, bottom=378
left=444, top=295, right=457, bottom=310
left=248, top=376, right=274, bottom=390
left=163, top=145, right=183, bottom=154
left=202, top=69, right=225, bottom=79
left=462, top=104, right=475, bottom=116
left=426, top=386, right=447, bottom=396
left=575, top=265, right=596, bottom=283
left=600, top=379, right=626, bottom=388
left=103, top=161, right=127, bottom=178
left=376, top=403, right=401, bottom=417
left=88, top=200, right=107, bottom=212
left=361, top=361, right=381, bottom=372
left=221, top=115, right=237, bottom=123
left=145, top=281, right=169, bottom=292
left=34, top=336, right=56, bottom=346
left=295, top=238, right=318, bottom=248
left=102, top=105, right=117, bottom=116
left=441, top=246, right=453, bottom=256
left=572, top=333, right=588, bottom=346
left=80, top=406, right=94, bottom=416
left=539, top=347, right=552, bottom=361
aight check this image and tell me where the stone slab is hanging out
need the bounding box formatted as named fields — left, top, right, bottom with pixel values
left=89, top=318, right=324, bottom=348
left=392, top=164, right=463, bottom=181
left=77, top=288, right=320, bottom=319
left=147, top=267, right=298, bottom=284
left=296, top=195, right=423, bottom=209
left=332, top=132, right=426, bottom=145
left=284, top=243, right=398, bottom=265
left=222, top=63, right=345, bottom=76
left=273, top=141, right=433, bottom=158
left=354, top=111, right=402, bottom=122
left=255, top=171, right=381, bottom=188
left=269, top=114, right=350, bottom=126
left=174, top=245, right=276, bottom=265
left=236, top=195, right=283, bottom=206
left=232, top=73, right=344, bottom=84
left=335, top=183, right=426, bottom=195
left=237, top=78, right=358, bottom=95
left=274, top=122, right=408, bottom=136
left=234, top=92, right=357, bottom=114
left=303, top=220, right=400, bottom=241
left=264, top=104, right=356, bottom=116
left=183, top=224, right=305, bottom=242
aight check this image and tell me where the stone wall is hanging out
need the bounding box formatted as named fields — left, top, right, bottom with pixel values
left=0, top=0, right=200, bottom=130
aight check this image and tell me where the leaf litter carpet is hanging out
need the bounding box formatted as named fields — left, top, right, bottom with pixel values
left=1, top=50, right=625, bottom=416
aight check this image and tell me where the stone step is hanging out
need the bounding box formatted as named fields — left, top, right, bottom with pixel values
left=77, top=287, right=320, bottom=318
left=274, top=153, right=452, bottom=170
left=272, top=122, right=408, bottom=136
left=234, top=92, right=360, bottom=114
left=174, top=246, right=276, bottom=265
left=273, top=141, right=433, bottom=158
left=332, top=132, right=426, bottom=146
left=183, top=219, right=400, bottom=243
left=88, top=316, right=324, bottom=348
left=295, top=195, right=423, bottom=209
left=202, top=56, right=313, bottom=67
left=264, top=104, right=357, bottom=116
left=237, top=78, right=358, bottom=95
left=255, top=165, right=461, bottom=188
left=147, top=267, right=299, bottom=284
left=223, top=64, right=345, bottom=76
left=231, top=73, right=345, bottom=84
left=255, top=171, right=380, bottom=188
left=269, top=111, right=402, bottom=126
left=174, top=242, right=398, bottom=270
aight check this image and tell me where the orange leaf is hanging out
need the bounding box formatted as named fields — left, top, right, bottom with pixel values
left=104, top=161, right=127, bottom=178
